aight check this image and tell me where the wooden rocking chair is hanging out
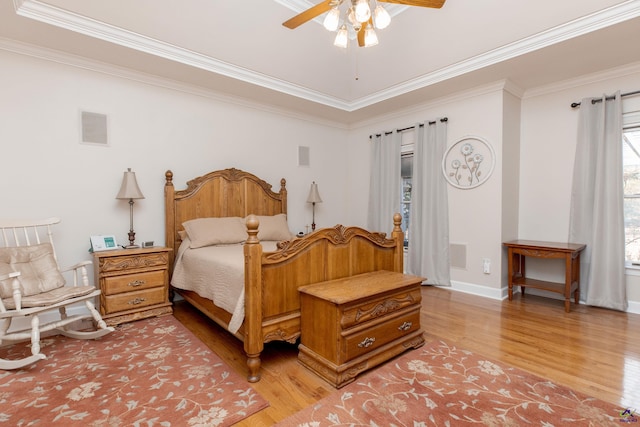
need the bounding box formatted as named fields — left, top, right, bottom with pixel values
left=0, top=218, right=114, bottom=369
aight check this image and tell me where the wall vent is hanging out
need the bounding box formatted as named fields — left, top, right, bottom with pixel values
left=298, top=145, right=310, bottom=167
left=80, top=111, right=108, bottom=146
left=450, top=243, right=467, bottom=269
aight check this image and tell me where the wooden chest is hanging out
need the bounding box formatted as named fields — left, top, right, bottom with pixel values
left=298, top=270, right=425, bottom=388
left=93, top=247, right=173, bottom=326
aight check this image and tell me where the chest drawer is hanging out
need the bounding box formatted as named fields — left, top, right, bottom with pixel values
left=102, top=270, right=166, bottom=295
left=343, top=308, right=421, bottom=361
left=341, top=288, right=421, bottom=329
left=103, top=287, right=167, bottom=314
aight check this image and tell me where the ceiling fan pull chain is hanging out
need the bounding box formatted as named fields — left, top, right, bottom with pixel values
left=354, top=49, right=359, bottom=80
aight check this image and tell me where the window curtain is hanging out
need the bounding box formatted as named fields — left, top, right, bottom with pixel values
left=407, top=119, right=450, bottom=286
left=568, top=92, right=627, bottom=311
left=367, top=131, right=401, bottom=236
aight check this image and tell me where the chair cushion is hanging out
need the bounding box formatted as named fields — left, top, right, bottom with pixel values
left=0, top=243, right=66, bottom=299
left=2, top=285, right=98, bottom=310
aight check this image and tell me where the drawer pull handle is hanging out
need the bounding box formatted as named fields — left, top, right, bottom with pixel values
left=128, top=297, right=146, bottom=305
left=358, top=337, right=376, bottom=348
left=398, top=321, right=413, bottom=331
left=128, top=280, right=146, bottom=287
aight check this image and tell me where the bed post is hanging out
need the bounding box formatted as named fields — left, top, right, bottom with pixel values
left=280, top=178, right=287, bottom=215
left=392, top=213, right=404, bottom=273
left=165, top=170, right=176, bottom=273
left=244, top=215, right=263, bottom=382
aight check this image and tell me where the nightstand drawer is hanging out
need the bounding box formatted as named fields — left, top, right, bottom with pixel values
left=343, top=309, right=421, bottom=361
left=103, top=287, right=166, bottom=314
left=102, top=270, right=166, bottom=295
left=98, top=251, right=169, bottom=273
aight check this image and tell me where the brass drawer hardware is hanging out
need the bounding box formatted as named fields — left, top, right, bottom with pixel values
left=398, top=321, right=412, bottom=331
left=358, top=337, right=376, bottom=348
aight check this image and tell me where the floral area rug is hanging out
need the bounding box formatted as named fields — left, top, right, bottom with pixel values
left=0, top=315, right=268, bottom=426
left=278, top=340, right=623, bottom=426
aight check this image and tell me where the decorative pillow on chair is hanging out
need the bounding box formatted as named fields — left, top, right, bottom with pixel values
left=0, top=243, right=66, bottom=299
left=251, top=214, right=295, bottom=241
left=183, top=217, right=247, bottom=248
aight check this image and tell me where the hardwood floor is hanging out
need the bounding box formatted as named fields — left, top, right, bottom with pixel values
left=172, top=286, right=640, bottom=426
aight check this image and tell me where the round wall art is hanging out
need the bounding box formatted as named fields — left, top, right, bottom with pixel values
left=442, top=136, right=495, bottom=189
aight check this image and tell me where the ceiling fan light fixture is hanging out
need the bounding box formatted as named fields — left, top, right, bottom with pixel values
left=347, top=7, right=357, bottom=26
left=323, top=7, right=341, bottom=31
left=373, top=5, right=391, bottom=29
left=354, top=0, right=371, bottom=23
left=364, top=26, right=379, bottom=47
left=334, top=25, right=349, bottom=48
left=283, top=0, right=446, bottom=48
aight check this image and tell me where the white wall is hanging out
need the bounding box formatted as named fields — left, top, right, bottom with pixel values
left=520, top=61, right=640, bottom=303
left=348, top=82, right=510, bottom=297
left=0, top=48, right=349, bottom=275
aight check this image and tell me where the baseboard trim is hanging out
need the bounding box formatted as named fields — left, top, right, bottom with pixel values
left=448, top=280, right=640, bottom=315
left=449, top=280, right=505, bottom=300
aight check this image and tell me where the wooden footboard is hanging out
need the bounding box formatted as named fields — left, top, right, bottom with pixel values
left=243, top=214, right=404, bottom=382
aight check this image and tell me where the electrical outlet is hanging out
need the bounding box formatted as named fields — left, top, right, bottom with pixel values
left=483, top=258, right=491, bottom=274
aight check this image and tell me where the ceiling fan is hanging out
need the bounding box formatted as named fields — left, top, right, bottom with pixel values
left=282, top=0, right=446, bottom=48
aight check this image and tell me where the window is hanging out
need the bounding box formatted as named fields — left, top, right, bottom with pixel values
left=401, top=153, right=413, bottom=247
left=623, top=124, right=640, bottom=263
left=400, top=131, right=415, bottom=247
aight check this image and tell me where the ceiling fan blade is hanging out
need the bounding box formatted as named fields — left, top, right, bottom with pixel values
left=379, top=0, right=446, bottom=8
left=282, top=0, right=334, bottom=29
left=357, top=21, right=367, bottom=47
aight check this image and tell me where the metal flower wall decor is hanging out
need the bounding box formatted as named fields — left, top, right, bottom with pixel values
left=442, top=136, right=495, bottom=189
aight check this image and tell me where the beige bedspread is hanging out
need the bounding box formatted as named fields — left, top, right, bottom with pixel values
left=171, top=238, right=279, bottom=334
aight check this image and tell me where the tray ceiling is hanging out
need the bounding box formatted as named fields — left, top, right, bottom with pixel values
left=2, top=0, right=640, bottom=124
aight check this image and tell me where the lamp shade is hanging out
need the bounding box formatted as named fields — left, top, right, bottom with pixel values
left=116, top=168, right=145, bottom=200
left=306, top=181, right=322, bottom=204
left=323, top=7, right=340, bottom=31
left=334, top=25, right=349, bottom=48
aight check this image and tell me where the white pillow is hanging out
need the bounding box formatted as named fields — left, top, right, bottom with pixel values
left=182, top=217, right=246, bottom=248
left=251, top=214, right=294, bottom=241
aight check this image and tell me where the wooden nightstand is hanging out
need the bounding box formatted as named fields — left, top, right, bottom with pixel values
left=298, top=270, right=425, bottom=388
left=93, top=246, right=173, bottom=326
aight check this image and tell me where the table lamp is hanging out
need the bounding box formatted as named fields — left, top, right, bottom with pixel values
left=306, top=181, right=322, bottom=231
left=116, top=168, right=145, bottom=248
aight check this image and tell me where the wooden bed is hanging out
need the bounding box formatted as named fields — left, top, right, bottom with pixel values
left=164, top=168, right=404, bottom=382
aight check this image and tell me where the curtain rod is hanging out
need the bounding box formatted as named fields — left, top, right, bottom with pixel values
left=570, top=90, right=640, bottom=108
left=369, top=117, right=448, bottom=139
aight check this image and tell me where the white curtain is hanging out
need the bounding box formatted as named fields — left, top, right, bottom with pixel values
left=367, top=131, right=401, bottom=236
left=568, top=92, right=627, bottom=311
left=407, top=119, right=450, bottom=286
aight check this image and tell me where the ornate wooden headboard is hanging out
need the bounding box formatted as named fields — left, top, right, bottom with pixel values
left=164, top=168, right=287, bottom=263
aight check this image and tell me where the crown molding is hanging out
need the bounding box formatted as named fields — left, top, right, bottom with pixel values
left=13, top=0, right=353, bottom=111
left=350, top=0, right=640, bottom=110
left=352, top=80, right=515, bottom=130
left=13, top=0, right=640, bottom=112
left=0, top=37, right=351, bottom=130
left=523, top=60, right=640, bottom=100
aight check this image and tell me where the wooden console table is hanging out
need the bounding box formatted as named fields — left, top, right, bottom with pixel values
left=503, top=240, right=586, bottom=312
